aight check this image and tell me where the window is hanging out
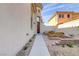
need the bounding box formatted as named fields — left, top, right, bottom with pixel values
left=62, top=14, right=64, bottom=18
left=67, top=14, right=70, bottom=18
left=59, top=14, right=64, bottom=18
left=59, top=14, right=62, bottom=18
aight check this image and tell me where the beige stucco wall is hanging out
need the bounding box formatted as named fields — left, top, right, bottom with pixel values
left=0, top=3, right=35, bottom=56
left=48, top=15, right=58, bottom=26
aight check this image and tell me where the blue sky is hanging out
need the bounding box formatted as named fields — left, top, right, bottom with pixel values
left=41, top=3, right=79, bottom=25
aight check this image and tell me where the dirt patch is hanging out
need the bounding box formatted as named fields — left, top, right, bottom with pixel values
left=43, top=34, right=79, bottom=56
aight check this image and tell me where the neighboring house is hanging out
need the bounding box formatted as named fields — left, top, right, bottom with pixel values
left=48, top=11, right=79, bottom=26
left=56, top=19, right=79, bottom=37
left=0, top=3, right=42, bottom=55
left=48, top=11, right=79, bottom=37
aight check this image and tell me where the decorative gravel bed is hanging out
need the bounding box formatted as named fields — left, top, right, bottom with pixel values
left=16, top=34, right=36, bottom=56
left=43, top=34, right=79, bottom=56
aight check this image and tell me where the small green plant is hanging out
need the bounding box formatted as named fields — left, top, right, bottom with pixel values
left=66, top=42, right=74, bottom=48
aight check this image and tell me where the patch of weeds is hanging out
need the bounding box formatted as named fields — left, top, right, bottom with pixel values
left=66, top=42, right=74, bottom=48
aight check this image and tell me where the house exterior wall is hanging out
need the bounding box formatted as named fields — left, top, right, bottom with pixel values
left=48, top=12, right=79, bottom=36
left=57, top=12, right=73, bottom=24
left=36, top=7, right=41, bottom=17
left=31, top=13, right=37, bottom=34
left=57, top=12, right=79, bottom=25
left=40, top=21, right=45, bottom=33
left=0, top=3, right=36, bottom=56
left=72, top=13, right=79, bottom=20
left=48, top=12, right=79, bottom=26
left=35, top=4, right=43, bottom=33
left=56, top=19, right=79, bottom=36
left=48, top=15, right=58, bottom=26
left=0, top=3, right=43, bottom=55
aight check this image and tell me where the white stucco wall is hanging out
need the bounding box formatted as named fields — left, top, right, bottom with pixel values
left=56, top=19, right=79, bottom=36
left=40, top=24, right=56, bottom=33
left=56, top=27, right=79, bottom=36
left=0, top=3, right=34, bottom=56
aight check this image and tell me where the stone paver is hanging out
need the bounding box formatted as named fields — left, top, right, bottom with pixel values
left=29, top=34, right=50, bottom=56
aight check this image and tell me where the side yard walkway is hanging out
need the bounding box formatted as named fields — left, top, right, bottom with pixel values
left=29, top=34, right=50, bottom=56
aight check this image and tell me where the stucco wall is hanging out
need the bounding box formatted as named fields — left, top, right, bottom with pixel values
left=0, top=4, right=34, bottom=55
left=32, top=13, right=37, bottom=34
left=40, top=24, right=56, bottom=33
left=56, top=19, right=79, bottom=36
left=56, top=27, right=79, bottom=36
left=48, top=15, right=58, bottom=26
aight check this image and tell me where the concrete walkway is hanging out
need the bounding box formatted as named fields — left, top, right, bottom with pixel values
left=29, top=34, right=50, bottom=56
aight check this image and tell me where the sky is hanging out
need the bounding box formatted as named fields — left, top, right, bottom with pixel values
left=41, top=3, right=79, bottom=25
